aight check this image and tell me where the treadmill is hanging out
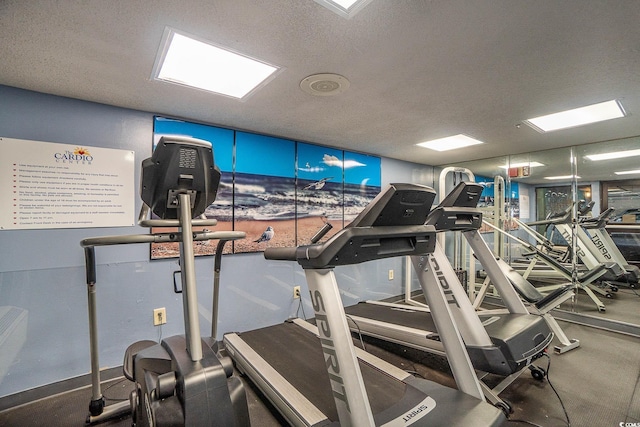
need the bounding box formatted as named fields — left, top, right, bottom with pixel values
left=509, top=206, right=618, bottom=310
left=580, top=207, right=640, bottom=286
left=224, top=183, right=505, bottom=426
left=344, top=182, right=554, bottom=408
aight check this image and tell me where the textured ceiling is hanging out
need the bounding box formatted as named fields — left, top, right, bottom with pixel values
left=1, top=0, right=640, bottom=168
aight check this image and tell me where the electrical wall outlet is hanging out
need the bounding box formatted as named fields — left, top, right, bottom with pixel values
left=293, top=286, right=301, bottom=299
left=153, top=307, right=167, bottom=326
left=388, top=269, right=394, bottom=281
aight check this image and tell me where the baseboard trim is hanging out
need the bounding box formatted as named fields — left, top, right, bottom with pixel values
left=550, top=308, right=640, bottom=338
left=0, top=366, right=123, bottom=412
left=483, top=294, right=640, bottom=338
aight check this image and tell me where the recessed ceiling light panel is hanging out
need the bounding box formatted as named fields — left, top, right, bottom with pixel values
left=153, top=28, right=280, bottom=100
left=615, top=169, right=640, bottom=175
left=544, top=175, right=581, bottom=180
left=416, top=134, right=484, bottom=152
left=499, top=161, right=545, bottom=169
left=524, top=100, right=625, bottom=132
left=585, top=148, right=640, bottom=161
left=314, top=0, right=374, bottom=18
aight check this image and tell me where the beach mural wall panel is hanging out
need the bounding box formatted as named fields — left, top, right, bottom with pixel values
left=234, top=131, right=296, bottom=253
left=343, top=150, right=382, bottom=222
left=151, top=117, right=235, bottom=259
left=296, top=142, right=344, bottom=244
left=150, top=117, right=381, bottom=257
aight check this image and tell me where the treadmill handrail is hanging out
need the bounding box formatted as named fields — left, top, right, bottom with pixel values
left=266, top=225, right=436, bottom=269
left=526, top=205, right=572, bottom=226
left=263, top=246, right=297, bottom=261
left=81, top=230, right=245, bottom=248
left=580, top=207, right=615, bottom=229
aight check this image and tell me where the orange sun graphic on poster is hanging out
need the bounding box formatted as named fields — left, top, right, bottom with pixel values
left=74, top=147, right=91, bottom=156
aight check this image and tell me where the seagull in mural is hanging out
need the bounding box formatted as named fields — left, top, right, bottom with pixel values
left=303, top=177, right=333, bottom=190
left=255, top=226, right=275, bottom=243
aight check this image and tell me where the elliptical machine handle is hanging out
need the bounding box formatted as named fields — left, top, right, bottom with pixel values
left=264, top=247, right=298, bottom=261
left=84, top=247, right=97, bottom=285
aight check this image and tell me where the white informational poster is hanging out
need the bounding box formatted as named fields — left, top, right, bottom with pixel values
left=0, top=137, right=135, bottom=230
left=519, top=194, right=530, bottom=219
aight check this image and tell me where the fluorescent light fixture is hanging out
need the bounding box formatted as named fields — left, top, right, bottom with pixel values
left=416, top=134, right=484, bottom=152
left=330, top=0, right=361, bottom=7
left=153, top=28, right=280, bottom=100
left=615, top=169, right=640, bottom=175
left=585, top=148, right=640, bottom=161
left=499, top=161, right=545, bottom=169
left=314, top=0, right=374, bottom=18
left=544, top=175, right=581, bottom=180
left=524, top=100, right=625, bottom=132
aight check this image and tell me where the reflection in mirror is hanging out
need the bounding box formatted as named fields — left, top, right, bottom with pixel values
left=427, top=138, right=640, bottom=333
left=574, top=137, right=640, bottom=324
left=444, top=143, right=637, bottom=327
left=489, top=149, right=580, bottom=314
left=431, top=156, right=518, bottom=308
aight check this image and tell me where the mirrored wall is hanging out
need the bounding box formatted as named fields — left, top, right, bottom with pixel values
left=447, top=136, right=640, bottom=330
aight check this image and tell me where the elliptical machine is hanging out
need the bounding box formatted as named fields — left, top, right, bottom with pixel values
left=81, top=136, right=249, bottom=426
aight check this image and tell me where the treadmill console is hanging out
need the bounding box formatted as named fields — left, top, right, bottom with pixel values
left=348, top=182, right=436, bottom=227
left=427, top=182, right=483, bottom=231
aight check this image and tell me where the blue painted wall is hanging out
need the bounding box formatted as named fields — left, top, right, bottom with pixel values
left=0, top=85, right=435, bottom=398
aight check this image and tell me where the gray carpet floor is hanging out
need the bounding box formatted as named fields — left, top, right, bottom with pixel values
left=1, top=320, right=638, bottom=426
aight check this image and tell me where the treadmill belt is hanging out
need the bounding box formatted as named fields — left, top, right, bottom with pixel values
left=345, top=302, right=438, bottom=332
left=238, top=321, right=406, bottom=422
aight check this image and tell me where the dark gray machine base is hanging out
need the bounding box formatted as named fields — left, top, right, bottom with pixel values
left=130, top=336, right=250, bottom=427
left=345, top=302, right=553, bottom=376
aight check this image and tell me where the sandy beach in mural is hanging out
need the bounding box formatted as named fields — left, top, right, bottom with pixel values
left=235, top=216, right=344, bottom=253
left=150, top=170, right=379, bottom=258
left=150, top=217, right=344, bottom=259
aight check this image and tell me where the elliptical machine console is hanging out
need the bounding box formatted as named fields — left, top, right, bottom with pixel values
left=81, top=136, right=249, bottom=426
left=140, top=137, right=220, bottom=220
